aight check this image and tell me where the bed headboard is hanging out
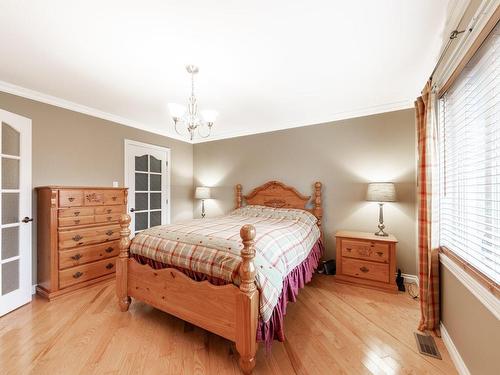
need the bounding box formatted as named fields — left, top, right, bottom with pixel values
left=235, top=180, right=323, bottom=233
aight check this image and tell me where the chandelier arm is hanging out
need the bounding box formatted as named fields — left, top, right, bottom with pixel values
left=197, top=124, right=212, bottom=138
left=174, top=120, right=187, bottom=137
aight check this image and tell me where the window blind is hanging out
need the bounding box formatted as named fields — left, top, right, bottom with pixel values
left=439, top=22, right=499, bottom=284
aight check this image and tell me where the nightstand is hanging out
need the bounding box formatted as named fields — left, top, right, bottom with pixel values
left=335, top=230, right=398, bottom=293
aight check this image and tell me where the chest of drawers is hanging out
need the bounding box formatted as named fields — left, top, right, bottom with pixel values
left=36, top=186, right=127, bottom=300
left=335, top=231, right=398, bottom=293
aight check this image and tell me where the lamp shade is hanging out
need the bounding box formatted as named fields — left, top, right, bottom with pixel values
left=366, top=182, right=396, bottom=202
left=195, top=186, right=211, bottom=199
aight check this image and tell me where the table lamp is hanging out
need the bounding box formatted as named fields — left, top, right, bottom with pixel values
left=366, top=182, right=396, bottom=236
left=195, top=186, right=211, bottom=218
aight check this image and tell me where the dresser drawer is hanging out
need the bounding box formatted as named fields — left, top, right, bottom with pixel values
left=95, top=206, right=125, bottom=215
left=58, top=207, right=94, bottom=218
left=59, top=258, right=117, bottom=289
left=59, top=190, right=83, bottom=207
left=103, top=190, right=125, bottom=205
left=95, top=213, right=121, bottom=224
left=59, top=241, right=120, bottom=269
left=341, top=258, right=389, bottom=283
left=58, top=224, right=120, bottom=249
left=341, top=240, right=389, bottom=263
left=58, top=215, right=94, bottom=227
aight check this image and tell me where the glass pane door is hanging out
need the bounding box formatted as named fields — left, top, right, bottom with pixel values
left=0, top=110, right=32, bottom=316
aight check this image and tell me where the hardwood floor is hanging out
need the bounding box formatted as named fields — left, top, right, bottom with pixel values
left=0, top=275, right=457, bottom=375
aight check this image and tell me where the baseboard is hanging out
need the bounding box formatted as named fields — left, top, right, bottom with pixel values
left=32, top=284, right=37, bottom=295
left=440, top=323, right=471, bottom=375
left=399, top=273, right=419, bottom=286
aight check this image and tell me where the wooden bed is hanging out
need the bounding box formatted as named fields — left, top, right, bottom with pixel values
left=116, top=180, right=323, bottom=374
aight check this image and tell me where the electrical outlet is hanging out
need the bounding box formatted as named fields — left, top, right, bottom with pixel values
left=112, top=181, right=119, bottom=187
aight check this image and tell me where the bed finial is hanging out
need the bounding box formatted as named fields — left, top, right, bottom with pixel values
left=239, top=224, right=256, bottom=293
left=236, top=184, right=243, bottom=209
left=117, top=214, right=131, bottom=312
left=313, top=182, right=323, bottom=236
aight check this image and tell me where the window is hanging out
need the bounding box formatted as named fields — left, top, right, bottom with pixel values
left=439, top=22, right=499, bottom=285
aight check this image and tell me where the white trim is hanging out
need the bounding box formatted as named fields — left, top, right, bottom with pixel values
left=192, top=99, right=414, bottom=143
left=32, top=284, right=37, bottom=295
left=440, top=323, right=471, bottom=375
left=401, top=273, right=419, bottom=286
left=435, top=0, right=499, bottom=90
left=440, top=254, right=500, bottom=320
left=0, top=80, right=414, bottom=144
left=0, top=80, right=189, bottom=143
left=124, top=139, right=171, bottom=229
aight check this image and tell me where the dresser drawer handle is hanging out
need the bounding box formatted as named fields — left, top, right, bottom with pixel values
left=105, top=247, right=114, bottom=253
left=106, top=209, right=112, bottom=214
left=71, top=253, right=82, bottom=261
left=376, top=251, right=384, bottom=256
left=74, top=211, right=80, bottom=216
left=359, top=266, right=369, bottom=273
left=73, top=271, right=83, bottom=279
left=105, top=263, right=114, bottom=270
left=111, top=196, right=117, bottom=201
left=68, top=197, right=75, bottom=202
left=106, top=230, right=113, bottom=236
left=346, top=248, right=352, bottom=252
left=72, top=234, right=83, bottom=242
left=74, top=219, right=80, bottom=225
left=107, top=216, right=112, bottom=221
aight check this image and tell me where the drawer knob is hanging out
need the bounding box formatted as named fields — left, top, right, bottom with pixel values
left=71, top=253, right=82, bottom=261
left=73, top=271, right=83, bottom=279
left=68, top=197, right=75, bottom=202
left=359, top=266, right=369, bottom=273
left=74, top=211, right=80, bottom=216
left=106, top=230, right=113, bottom=236
left=106, top=263, right=114, bottom=270
left=376, top=251, right=384, bottom=256
left=72, top=234, right=83, bottom=242
left=105, top=247, right=113, bottom=253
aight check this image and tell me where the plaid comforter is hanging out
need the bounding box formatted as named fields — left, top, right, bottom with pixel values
left=129, top=206, right=320, bottom=322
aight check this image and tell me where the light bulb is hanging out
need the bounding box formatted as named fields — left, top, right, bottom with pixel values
left=168, top=103, right=186, bottom=119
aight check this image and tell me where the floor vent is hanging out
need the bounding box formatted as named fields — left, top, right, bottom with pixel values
left=414, top=332, right=442, bottom=359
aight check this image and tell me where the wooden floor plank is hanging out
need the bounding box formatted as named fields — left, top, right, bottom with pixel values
left=0, top=276, right=456, bottom=375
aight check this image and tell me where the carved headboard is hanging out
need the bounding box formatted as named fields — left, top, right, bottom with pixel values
left=235, top=181, right=323, bottom=233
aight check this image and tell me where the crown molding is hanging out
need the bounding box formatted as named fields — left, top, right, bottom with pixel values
left=1, top=80, right=413, bottom=145
left=192, top=99, right=414, bottom=143
left=0, top=80, right=191, bottom=144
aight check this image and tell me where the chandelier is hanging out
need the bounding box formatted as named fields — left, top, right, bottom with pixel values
left=168, top=65, right=217, bottom=140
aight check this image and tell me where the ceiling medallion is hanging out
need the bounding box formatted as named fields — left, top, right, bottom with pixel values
left=168, top=65, right=217, bottom=140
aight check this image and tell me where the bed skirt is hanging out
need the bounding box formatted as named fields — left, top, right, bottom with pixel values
left=130, top=239, right=324, bottom=348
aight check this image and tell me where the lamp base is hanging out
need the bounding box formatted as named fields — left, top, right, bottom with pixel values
left=374, top=229, right=389, bottom=237
left=375, top=203, right=389, bottom=236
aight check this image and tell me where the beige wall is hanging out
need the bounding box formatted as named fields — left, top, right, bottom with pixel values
left=441, top=264, right=500, bottom=375
left=0, top=91, right=194, bottom=280
left=194, top=109, right=418, bottom=275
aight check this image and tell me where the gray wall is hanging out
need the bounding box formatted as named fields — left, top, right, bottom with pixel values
left=0, top=91, right=194, bottom=281
left=441, top=265, right=500, bottom=375
left=193, top=109, right=418, bottom=275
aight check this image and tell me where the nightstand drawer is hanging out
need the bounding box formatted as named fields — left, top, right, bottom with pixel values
left=341, top=240, right=389, bottom=263
left=341, top=258, right=389, bottom=283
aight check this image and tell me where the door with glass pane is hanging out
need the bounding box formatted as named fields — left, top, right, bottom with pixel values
left=124, top=140, right=170, bottom=235
left=0, top=109, right=32, bottom=316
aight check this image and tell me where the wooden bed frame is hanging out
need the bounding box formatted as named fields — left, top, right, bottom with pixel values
left=116, top=180, right=322, bottom=374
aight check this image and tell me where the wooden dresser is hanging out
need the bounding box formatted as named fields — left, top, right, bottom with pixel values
left=335, top=230, right=398, bottom=293
left=36, top=186, right=128, bottom=300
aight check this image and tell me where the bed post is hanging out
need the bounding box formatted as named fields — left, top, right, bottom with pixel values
left=236, top=184, right=243, bottom=209
left=236, top=224, right=258, bottom=374
left=117, top=213, right=131, bottom=312
left=313, top=181, right=323, bottom=237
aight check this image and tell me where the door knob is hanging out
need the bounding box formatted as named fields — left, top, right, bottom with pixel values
left=22, top=217, right=33, bottom=223
left=130, top=208, right=135, bottom=212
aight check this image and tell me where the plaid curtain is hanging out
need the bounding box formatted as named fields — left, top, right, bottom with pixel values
left=415, top=81, right=440, bottom=334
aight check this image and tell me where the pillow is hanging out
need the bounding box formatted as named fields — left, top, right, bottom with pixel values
left=232, top=205, right=318, bottom=226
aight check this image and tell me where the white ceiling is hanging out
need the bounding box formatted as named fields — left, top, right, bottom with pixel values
left=0, top=0, right=452, bottom=143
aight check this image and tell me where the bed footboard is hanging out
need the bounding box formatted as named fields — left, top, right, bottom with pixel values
left=116, top=215, right=259, bottom=374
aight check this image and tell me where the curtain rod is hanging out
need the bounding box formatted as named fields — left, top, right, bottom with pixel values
left=429, top=28, right=467, bottom=81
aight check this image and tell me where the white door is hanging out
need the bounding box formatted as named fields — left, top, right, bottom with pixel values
left=124, top=140, right=170, bottom=235
left=0, top=109, right=32, bottom=316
